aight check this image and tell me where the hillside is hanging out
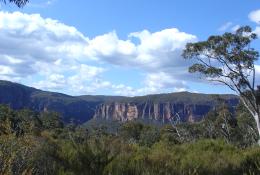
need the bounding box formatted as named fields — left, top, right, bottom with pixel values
left=0, top=80, right=239, bottom=123
left=0, top=80, right=97, bottom=123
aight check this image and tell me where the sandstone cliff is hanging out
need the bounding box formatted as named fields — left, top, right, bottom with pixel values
left=0, top=80, right=239, bottom=124
left=93, top=95, right=238, bottom=123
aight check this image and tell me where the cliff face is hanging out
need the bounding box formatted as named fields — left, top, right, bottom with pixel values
left=94, top=103, right=139, bottom=121
left=93, top=101, right=232, bottom=123
left=0, top=80, right=240, bottom=124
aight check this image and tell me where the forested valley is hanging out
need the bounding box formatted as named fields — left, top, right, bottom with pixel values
left=0, top=103, right=260, bottom=175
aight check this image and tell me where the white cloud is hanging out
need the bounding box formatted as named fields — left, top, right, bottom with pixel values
left=65, top=65, right=106, bottom=94
left=85, top=31, right=137, bottom=63
left=83, top=28, right=197, bottom=95
left=144, top=72, right=187, bottom=90
left=69, top=64, right=105, bottom=81
left=249, top=9, right=260, bottom=24
left=0, top=11, right=105, bottom=94
left=3, top=11, right=258, bottom=96
left=86, top=28, right=196, bottom=69
left=218, top=22, right=241, bottom=33
left=0, top=11, right=89, bottom=78
left=130, top=28, right=196, bottom=68
left=106, top=72, right=189, bottom=96
left=34, top=74, right=66, bottom=90
left=231, top=25, right=240, bottom=32
left=254, top=26, right=260, bottom=36
left=0, top=11, right=199, bottom=96
left=218, top=22, right=233, bottom=31
left=34, top=64, right=106, bottom=94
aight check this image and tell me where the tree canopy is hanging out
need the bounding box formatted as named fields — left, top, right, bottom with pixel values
left=1, top=105, right=260, bottom=174
left=1, top=0, right=28, bottom=7
left=182, top=26, right=260, bottom=143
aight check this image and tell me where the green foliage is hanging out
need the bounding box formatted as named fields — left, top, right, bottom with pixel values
left=241, top=147, right=260, bottom=174
left=119, top=122, right=144, bottom=142
left=235, top=103, right=259, bottom=147
left=104, top=139, right=258, bottom=175
left=182, top=26, right=259, bottom=108
left=1, top=0, right=28, bottom=7
left=0, top=105, right=260, bottom=175
left=41, top=111, right=64, bottom=130
left=183, top=27, right=258, bottom=81
left=139, top=125, right=160, bottom=146
left=183, top=25, right=260, bottom=141
left=119, top=121, right=160, bottom=146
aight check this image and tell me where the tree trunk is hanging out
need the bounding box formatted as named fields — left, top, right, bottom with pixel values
left=254, top=113, right=260, bottom=145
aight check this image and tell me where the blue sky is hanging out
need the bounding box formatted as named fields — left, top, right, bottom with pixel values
left=0, top=0, right=260, bottom=96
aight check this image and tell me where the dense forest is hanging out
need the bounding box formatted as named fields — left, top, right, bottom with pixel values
left=0, top=102, right=260, bottom=175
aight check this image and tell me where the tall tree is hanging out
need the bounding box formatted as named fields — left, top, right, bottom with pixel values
left=1, top=0, right=28, bottom=7
left=182, top=26, right=260, bottom=144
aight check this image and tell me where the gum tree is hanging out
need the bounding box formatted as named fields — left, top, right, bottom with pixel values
left=1, top=0, right=28, bottom=7
left=182, top=26, right=260, bottom=144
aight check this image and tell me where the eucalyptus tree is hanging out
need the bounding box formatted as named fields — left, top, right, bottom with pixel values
left=1, top=0, right=28, bottom=7
left=182, top=26, right=260, bottom=144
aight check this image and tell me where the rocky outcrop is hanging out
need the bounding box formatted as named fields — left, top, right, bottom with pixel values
left=0, top=80, right=240, bottom=124
left=94, top=102, right=222, bottom=123
left=94, top=103, right=139, bottom=122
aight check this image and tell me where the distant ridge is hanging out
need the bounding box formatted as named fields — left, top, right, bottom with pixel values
left=0, top=80, right=239, bottom=123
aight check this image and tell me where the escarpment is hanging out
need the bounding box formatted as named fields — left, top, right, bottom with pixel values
left=93, top=98, right=238, bottom=123
left=0, top=80, right=239, bottom=124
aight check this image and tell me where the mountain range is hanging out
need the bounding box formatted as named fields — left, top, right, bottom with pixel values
left=0, top=80, right=239, bottom=124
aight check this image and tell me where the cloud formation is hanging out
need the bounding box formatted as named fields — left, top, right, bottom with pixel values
left=1, top=10, right=259, bottom=96
left=85, top=28, right=197, bottom=95
left=0, top=11, right=88, bottom=74
left=249, top=9, right=260, bottom=24
left=249, top=9, right=260, bottom=37
left=0, top=11, right=104, bottom=94
left=0, top=11, right=198, bottom=96
left=218, top=22, right=233, bottom=31
left=254, top=26, right=260, bottom=36
left=86, top=29, right=196, bottom=69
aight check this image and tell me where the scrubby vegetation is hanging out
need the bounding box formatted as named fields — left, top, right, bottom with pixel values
left=0, top=103, right=260, bottom=175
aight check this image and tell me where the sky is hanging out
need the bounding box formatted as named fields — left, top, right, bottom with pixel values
left=0, top=0, right=260, bottom=96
